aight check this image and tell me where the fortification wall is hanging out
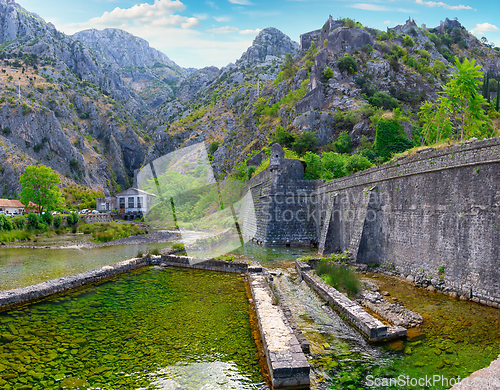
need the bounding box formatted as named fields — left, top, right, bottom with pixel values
left=247, top=139, right=500, bottom=304
left=320, top=138, right=500, bottom=304
left=245, top=146, right=320, bottom=246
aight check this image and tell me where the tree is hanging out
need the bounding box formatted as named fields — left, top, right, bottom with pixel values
left=273, top=125, right=295, bottom=148
left=374, top=119, right=414, bottom=161
left=344, top=154, right=373, bottom=175
left=497, top=80, right=500, bottom=111
left=368, top=91, right=399, bottom=110
left=418, top=100, right=453, bottom=144
left=432, top=60, right=446, bottom=75
left=441, top=57, right=491, bottom=140
left=281, top=53, right=296, bottom=80
left=332, top=131, right=352, bottom=154
left=420, top=57, right=492, bottom=142
left=19, top=165, right=63, bottom=215
left=338, top=55, right=358, bottom=75
left=292, top=131, right=318, bottom=155
left=403, top=34, right=415, bottom=47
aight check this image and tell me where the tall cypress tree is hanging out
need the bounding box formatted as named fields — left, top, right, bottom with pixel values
left=486, top=73, right=491, bottom=104
left=497, top=80, right=500, bottom=111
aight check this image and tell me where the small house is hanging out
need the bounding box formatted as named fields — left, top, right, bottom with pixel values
left=0, top=199, right=24, bottom=215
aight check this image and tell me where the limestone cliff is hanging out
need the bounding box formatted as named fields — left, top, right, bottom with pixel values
left=72, top=28, right=186, bottom=107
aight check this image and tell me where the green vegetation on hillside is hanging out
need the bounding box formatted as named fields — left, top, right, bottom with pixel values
left=0, top=212, right=80, bottom=244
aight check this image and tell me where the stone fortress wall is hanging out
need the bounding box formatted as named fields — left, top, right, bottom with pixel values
left=245, top=139, right=500, bottom=305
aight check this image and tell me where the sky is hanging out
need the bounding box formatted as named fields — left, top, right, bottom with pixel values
left=16, top=0, right=500, bottom=69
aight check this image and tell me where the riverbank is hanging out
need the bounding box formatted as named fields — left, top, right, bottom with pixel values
left=2, top=229, right=180, bottom=249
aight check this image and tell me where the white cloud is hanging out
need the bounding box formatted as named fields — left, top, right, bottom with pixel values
left=471, top=22, right=499, bottom=35
left=194, top=13, right=208, bottom=20
left=133, top=27, right=253, bottom=67
left=58, top=0, right=199, bottom=33
left=350, top=3, right=413, bottom=12
left=240, top=28, right=261, bottom=35
left=206, top=26, right=261, bottom=35
left=383, top=20, right=391, bottom=25
left=229, top=0, right=253, bottom=4
left=214, top=16, right=231, bottom=22
left=415, top=0, right=474, bottom=11
left=351, top=3, right=389, bottom=11
left=207, top=26, right=239, bottom=33
left=49, top=0, right=259, bottom=68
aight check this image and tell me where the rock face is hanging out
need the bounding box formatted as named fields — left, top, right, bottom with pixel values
left=72, top=28, right=186, bottom=106
left=327, top=28, right=374, bottom=54
left=0, top=0, right=149, bottom=195
left=238, top=27, right=299, bottom=65
left=438, top=17, right=463, bottom=33
left=73, top=28, right=180, bottom=70
left=176, top=66, right=220, bottom=101
left=0, top=0, right=141, bottom=112
left=0, top=0, right=47, bottom=43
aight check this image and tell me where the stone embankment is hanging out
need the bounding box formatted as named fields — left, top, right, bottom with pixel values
left=160, top=253, right=262, bottom=274
left=295, top=260, right=406, bottom=342
left=0, top=256, right=151, bottom=310
left=450, top=354, right=500, bottom=390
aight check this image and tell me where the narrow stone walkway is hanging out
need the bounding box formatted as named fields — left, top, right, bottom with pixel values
left=248, top=273, right=310, bottom=388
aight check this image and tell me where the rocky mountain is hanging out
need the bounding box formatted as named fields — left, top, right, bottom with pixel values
left=142, top=16, right=500, bottom=180
left=72, top=28, right=187, bottom=107
left=143, top=28, right=300, bottom=172
left=0, top=0, right=148, bottom=197
left=1, top=0, right=499, bottom=201
left=238, top=27, right=299, bottom=66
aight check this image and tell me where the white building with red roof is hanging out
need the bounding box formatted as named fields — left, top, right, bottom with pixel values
left=0, top=199, right=24, bottom=215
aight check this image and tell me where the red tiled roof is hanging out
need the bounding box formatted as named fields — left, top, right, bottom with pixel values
left=0, top=199, right=24, bottom=208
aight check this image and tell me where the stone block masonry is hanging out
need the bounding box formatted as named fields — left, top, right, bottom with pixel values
left=248, top=273, right=310, bottom=388
left=295, top=260, right=406, bottom=341
left=159, top=254, right=260, bottom=274
left=450, top=354, right=500, bottom=389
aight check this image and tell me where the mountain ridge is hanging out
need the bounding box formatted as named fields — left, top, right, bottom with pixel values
left=0, top=0, right=499, bottom=202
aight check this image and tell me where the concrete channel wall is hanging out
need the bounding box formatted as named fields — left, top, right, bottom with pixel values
left=249, top=274, right=310, bottom=388
left=295, top=260, right=406, bottom=342
left=0, top=253, right=311, bottom=389
left=0, top=256, right=151, bottom=310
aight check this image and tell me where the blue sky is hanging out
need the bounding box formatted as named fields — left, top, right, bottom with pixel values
left=16, top=0, right=500, bottom=69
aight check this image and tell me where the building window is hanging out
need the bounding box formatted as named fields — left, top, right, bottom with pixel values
left=106, top=203, right=109, bottom=211
left=119, top=198, right=125, bottom=208
left=137, top=197, right=142, bottom=209
left=128, top=197, right=135, bottom=209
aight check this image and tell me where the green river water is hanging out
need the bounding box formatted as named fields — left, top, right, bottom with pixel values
left=1, top=239, right=499, bottom=389
left=0, top=267, right=266, bottom=389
